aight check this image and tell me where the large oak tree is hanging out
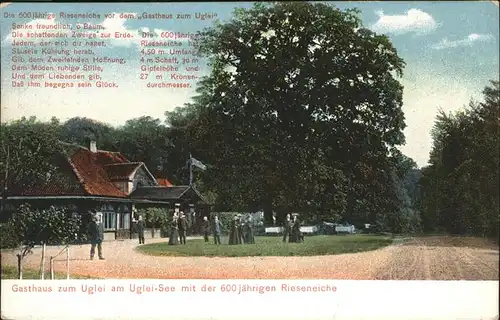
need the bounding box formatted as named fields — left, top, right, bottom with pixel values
left=189, top=2, right=407, bottom=224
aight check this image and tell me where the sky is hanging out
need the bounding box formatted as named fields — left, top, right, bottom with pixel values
left=1, top=2, right=499, bottom=167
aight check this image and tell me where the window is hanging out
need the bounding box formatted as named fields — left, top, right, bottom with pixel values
left=103, top=212, right=115, bottom=230
left=123, top=213, right=130, bottom=230
left=115, top=204, right=131, bottom=230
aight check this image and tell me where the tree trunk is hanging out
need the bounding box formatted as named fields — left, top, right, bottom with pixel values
left=40, top=242, right=46, bottom=279
left=263, top=198, right=273, bottom=227
left=17, top=254, right=23, bottom=280
left=50, top=257, right=54, bottom=280
left=66, top=246, right=70, bottom=280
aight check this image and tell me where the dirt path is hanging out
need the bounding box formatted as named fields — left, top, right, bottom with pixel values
left=1, top=236, right=498, bottom=280
left=374, top=237, right=499, bottom=280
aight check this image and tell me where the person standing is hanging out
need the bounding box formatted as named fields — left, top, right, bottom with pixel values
left=228, top=215, right=241, bottom=245
left=238, top=214, right=246, bottom=244
left=245, top=214, right=255, bottom=244
left=213, top=215, right=223, bottom=245
left=168, top=213, right=179, bottom=245
left=290, top=214, right=303, bottom=243
left=178, top=212, right=188, bottom=245
left=283, top=214, right=292, bottom=243
left=136, top=215, right=145, bottom=244
left=88, top=211, right=105, bottom=260
left=202, top=216, right=210, bottom=242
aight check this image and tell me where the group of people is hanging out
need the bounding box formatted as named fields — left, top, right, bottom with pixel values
left=228, top=213, right=255, bottom=245
left=167, top=211, right=189, bottom=245
left=203, top=215, right=223, bottom=244
left=282, top=213, right=304, bottom=243
left=86, top=208, right=304, bottom=260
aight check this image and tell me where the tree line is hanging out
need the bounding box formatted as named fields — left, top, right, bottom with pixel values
left=419, top=81, right=499, bottom=240
left=1, top=3, right=497, bottom=240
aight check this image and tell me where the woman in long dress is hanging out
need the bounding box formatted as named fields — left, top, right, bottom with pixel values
left=290, top=214, right=303, bottom=243
left=168, top=214, right=180, bottom=245
left=238, top=214, right=246, bottom=244
left=228, top=215, right=241, bottom=245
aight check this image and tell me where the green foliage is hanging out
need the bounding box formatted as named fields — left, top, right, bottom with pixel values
left=0, top=222, right=20, bottom=249
left=1, top=117, right=64, bottom=198
left=210, top=212, right=233, bottom=234
left=137, top=207, right=170, bottom=229
left=59, top=117, right=117, bottom=149
left=137, top=235, right=393, bottom=257
left=116, top=116, right=174, bottom=180
left=1, top=265, right=97, bottom=279
left=2, top=204, right=83, bottom=257
left=420, top=80, right=499, bottom=240
left=186, top=2, right=407, bottom=224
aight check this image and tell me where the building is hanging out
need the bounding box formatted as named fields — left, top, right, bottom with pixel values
left=3, top=140, right=209, bottom=240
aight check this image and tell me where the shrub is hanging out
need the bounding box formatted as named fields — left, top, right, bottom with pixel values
left=3, top=204, right=85, bottom=279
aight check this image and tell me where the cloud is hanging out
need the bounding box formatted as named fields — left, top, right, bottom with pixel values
left=371, top=9, right=438, bottom=35
left=431, top=33, right=495, bottom=50
left=75, top=12, right=143, bottom=48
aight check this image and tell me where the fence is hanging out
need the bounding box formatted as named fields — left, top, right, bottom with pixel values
left=265, top=226, right=319, bottom=235
left=48, top=245, right=70, bottom=280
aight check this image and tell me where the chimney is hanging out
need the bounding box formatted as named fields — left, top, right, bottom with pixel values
left=89, top=140, right=97, bottom=153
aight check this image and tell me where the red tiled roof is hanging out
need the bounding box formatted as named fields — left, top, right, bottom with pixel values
left=95, top=150, right=130, bottom=165
left=8, top=145, right=157, bottom=198
left=104, top=163, right=143, bottom=181
left=68, top=148, right=128, bottom=197
left=156, top=178, right=174, bottom=187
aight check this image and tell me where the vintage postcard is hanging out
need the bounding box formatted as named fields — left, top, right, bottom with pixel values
left=1, top=1, right=499, bottom=319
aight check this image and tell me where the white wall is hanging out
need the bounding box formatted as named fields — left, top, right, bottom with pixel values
left=103, top=232, right=116, bottom=241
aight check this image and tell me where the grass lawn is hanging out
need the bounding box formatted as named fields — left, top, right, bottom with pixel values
left=1, top=265, right=96, bottom=280
left=137, top=235, right=393, bottom=257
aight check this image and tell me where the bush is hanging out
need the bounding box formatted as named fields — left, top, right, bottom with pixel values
left=0, top=222, right=21, bottom=249
left=10, top=204, right=83, bottom=247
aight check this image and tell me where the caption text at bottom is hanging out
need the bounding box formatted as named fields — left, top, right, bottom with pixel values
left=11, top=283, right=338, bottom=295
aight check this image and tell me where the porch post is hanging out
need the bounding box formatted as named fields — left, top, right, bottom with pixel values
left=129, top=203, right=134, bottom=239
left=189, top=203, right=195, bottom=235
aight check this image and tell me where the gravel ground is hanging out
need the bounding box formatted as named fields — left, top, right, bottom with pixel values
left=1, top=236, right=498, bottom=280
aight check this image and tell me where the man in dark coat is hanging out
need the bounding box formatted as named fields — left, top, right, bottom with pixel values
left=88, top=211, right=104, bottom=260
left=136, top=215, right=145, bottom=244
left=213, top=215, right=223, bottom=245
left=290, top=214, right=303, bottom=243
left=202, top=216, right=210, bottom=242
left=178, top=212, right=188, bottom=244
left=283, top=214, right=292, bottom=243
